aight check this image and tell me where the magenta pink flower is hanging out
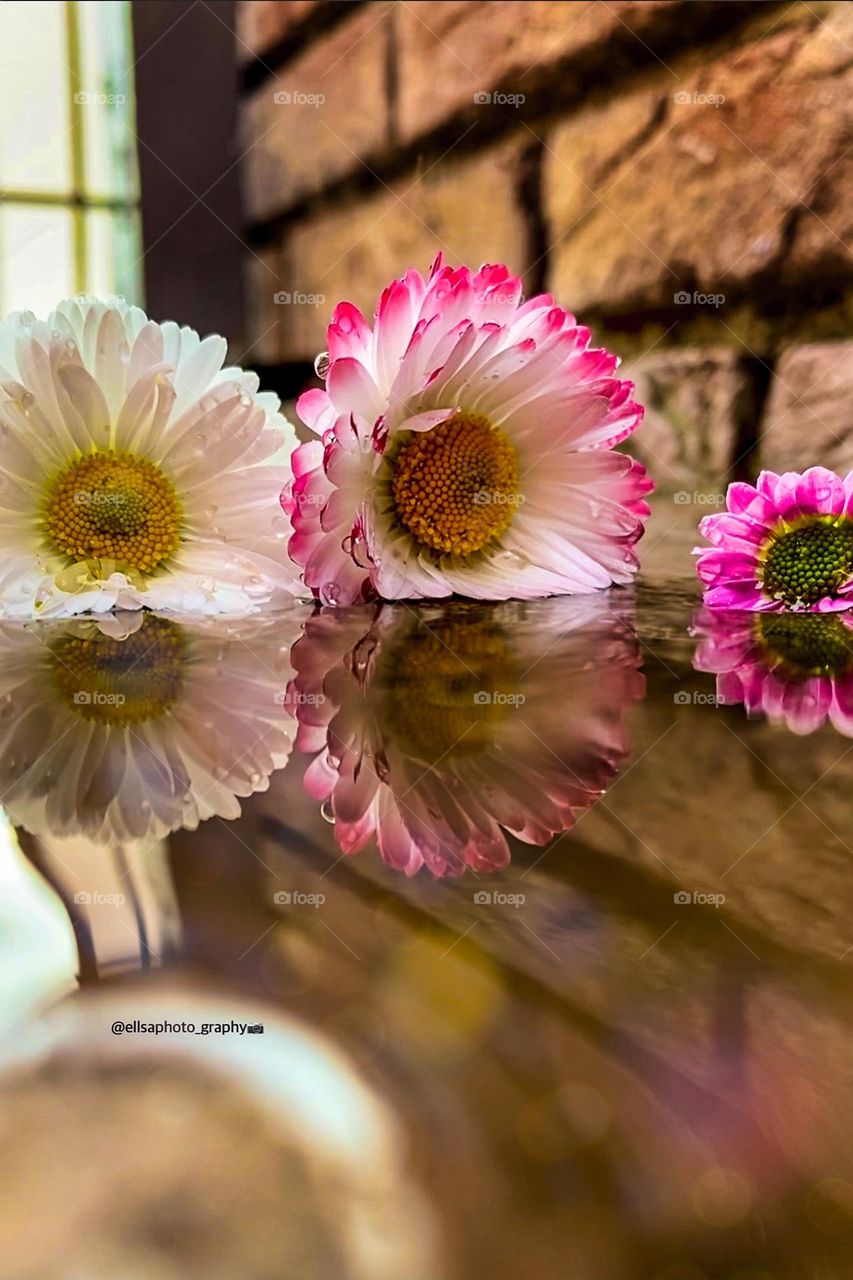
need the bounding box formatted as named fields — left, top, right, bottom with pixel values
left=696, top=468, right=853, bottom=612
left=693, top=608, right=853, bottom=736
left=282, top=256, right=651, bottom=605
left=284, top=598, right=644, bottom=877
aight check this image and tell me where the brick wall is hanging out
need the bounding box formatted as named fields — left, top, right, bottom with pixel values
left=236, top=0, right=853, bottom=489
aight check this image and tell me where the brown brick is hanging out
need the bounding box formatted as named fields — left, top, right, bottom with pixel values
left=276, top=138, right=529, bottom=360
left=242, top=247, right=285, bottom=363
left=241, top=4, right=391, bottom=222
left=396, top=1, right=679, bottom=142
left=761, top=342, right=853, bottom=472
left=236, top=1, right=320, bottom=61
left=625, top=347, right=746, bottom=488
left=546, top=6, right=853, bottom=312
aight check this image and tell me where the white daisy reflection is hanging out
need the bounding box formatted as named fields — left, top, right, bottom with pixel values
left=0, top=608, right=304, bottom=842
left=285, top=596, right=644, bottom=877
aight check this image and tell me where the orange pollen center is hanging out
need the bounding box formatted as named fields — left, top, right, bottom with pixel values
left=390, top=413, right=520, bottom=556
left=43, top=450, right=182, bottom=573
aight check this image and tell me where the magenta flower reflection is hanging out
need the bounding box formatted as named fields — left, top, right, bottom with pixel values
left=695, top=468, right=853, bottom=612
left=284, top=597, right=644, bottom=877
left=693, top=607, right=853, bottom=737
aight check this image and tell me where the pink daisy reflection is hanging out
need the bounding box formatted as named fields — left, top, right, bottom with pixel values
left=693, top=607, right=853, bottom=736
left=284, top=597, right=644, bottom=877
left=283, top=256, right=651, bottom=605
left=695, top=468, right=853, bottom=612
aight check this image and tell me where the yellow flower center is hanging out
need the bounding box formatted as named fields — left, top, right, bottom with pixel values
left=375, top=611, right=519, bottom=762
left=50, top=615, right=186, bottom=726
left=390, top=413, right=520, bottom=557
left=43, top=450, right=182, bottom=573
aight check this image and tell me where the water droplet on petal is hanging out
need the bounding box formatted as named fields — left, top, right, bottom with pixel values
left=320, top=800, right=336, bottom=824
left=319, top=581, right=341, bottom=605
left=314, top=351, right=330, bottom=379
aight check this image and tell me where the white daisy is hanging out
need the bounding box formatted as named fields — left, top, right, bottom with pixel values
left=0, top=295, right=300, bottom=618
left=0, top=608, right=307, bottom=841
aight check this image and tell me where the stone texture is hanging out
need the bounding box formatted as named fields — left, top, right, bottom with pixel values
left=396, top=0, right=679, bottom=143
left=546, top=6, right=853, bottom=311
left=277, top=137, right=529, bottom=360
left=236, top=0, right=320, bottom=61
left=625, top=347, right=746, bottom=488
left=241, top=4, right=392, bottom=222
left=761, top=341, right=853, bottom=471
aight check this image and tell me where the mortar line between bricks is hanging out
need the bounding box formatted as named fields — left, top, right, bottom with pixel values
left=243, top=0, right=796, bottom=248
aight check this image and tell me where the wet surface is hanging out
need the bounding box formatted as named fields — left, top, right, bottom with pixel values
left=0, top=502, right=851, bottom=1279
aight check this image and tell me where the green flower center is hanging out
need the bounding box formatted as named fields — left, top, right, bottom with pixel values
left=755, top=614, right=853, bottom=678
left=760, top=520, right=853, bottom=607
left=50, top=615, right=186, bottom=726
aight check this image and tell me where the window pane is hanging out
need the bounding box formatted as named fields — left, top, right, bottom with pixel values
left=85, top=207, right=143, bottom=303
left=78, top=0, right=139, bottom=199
left=0, top=206, right=74, bottom=316
left=0, top=1, right=72, bottom=194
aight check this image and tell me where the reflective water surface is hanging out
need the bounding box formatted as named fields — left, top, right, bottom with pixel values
left=0, top=508, right=851, bottom=1279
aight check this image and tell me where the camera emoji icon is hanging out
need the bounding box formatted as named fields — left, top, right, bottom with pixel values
left=673, top=891, right=691, bottom=905
left=274, top=891, right=292, bottom=905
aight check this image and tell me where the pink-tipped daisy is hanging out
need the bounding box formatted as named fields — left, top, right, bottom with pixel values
left=283, top=597, right=644, bottom=877
left=693, top=607, right=853, bottom=737
left=282, top=256, right=651, bottom=605
left=696, top=468, right=853, bottom=612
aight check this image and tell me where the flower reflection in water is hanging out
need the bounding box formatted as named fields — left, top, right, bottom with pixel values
left=693, top=607, right=853, bottom=736
left=286, top=597, right=644, bottom=876
left=0, top=609, right=303, bottom=841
